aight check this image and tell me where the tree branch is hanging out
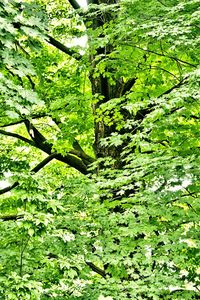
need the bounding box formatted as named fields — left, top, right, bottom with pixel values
left=27, top=121, right=94, bottom=171
left=156, top=0, right=168, bottom=7
left=47, top=35, right=81, bottom=60
left=124, top=43, right=197, bottom=68
left=150, top=66, right=179, bottom=80
left=0, top=214, right=24, bottom=221
left=24, top=121, right=90, bottom=173
left=0, top=113, right=47, bottom=127
left=13, top=21, right=81, bottom=60
left=68, top=0, right=81, bottom=9
left=1, top=101, right=70, bottom=127
left=86, top=261, right=106, bottom=278
left=26, top=75, right=35, bottom=90
left=134, top=76, right=188, bottom=122
left=158, top=76, right=188, bottom=98
left=1, top=122, right=92, bottom=175
left=0, top=129, right=35, bottom=147
left=24, top=120, right=51, bottom=153
left=0, top=182, right=19, bottom=195
left=121, top=78, right=137, bottom=95
left=31, top=153, right=58, bottom=172
left=0, top=153, right=57, bottom=195
left=54, top=153, right=89, bottom=174
left=72, top=139, right=95, bottom=164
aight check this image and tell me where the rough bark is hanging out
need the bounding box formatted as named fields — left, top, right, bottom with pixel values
left=87, top=0, right=133, bottom=163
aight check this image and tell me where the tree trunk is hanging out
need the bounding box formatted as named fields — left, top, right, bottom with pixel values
left=88, top=0, right=130, bottom=164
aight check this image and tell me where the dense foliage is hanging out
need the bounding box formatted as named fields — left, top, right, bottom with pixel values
left=0, top=0, right=199, bottom=299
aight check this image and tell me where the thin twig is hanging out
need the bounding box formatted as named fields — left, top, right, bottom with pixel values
left=123, top=43, right=197, bottom=68
left=0, top=153, right=57, bottom=195
left=20, top=236, right=30, bottom=277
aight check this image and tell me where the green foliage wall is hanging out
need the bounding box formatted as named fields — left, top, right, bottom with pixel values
left=0, top=0, right=199, bottom=299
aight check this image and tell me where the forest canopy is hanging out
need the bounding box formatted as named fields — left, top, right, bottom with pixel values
left=0, top=0, right=199, bottom=299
